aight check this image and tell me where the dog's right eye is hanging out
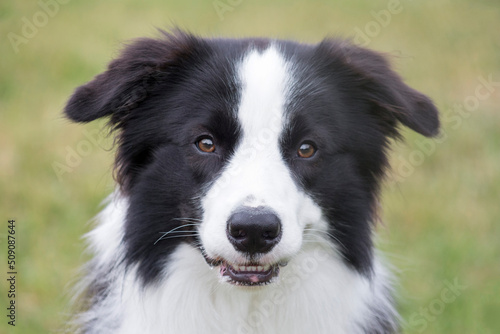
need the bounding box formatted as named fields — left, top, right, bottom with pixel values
left=196, top=136, right=216, bottom=153
left=297, top=141, right=316, bottom=159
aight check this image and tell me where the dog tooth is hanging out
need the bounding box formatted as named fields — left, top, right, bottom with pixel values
left=240, top=266, right=246, bottom=271
left=257, top=266, right=263, bottom=271
left=263, top=264, right=270, bottom=270
left=250, top=266, right=257, bottom=271
left=233, top=264, right=239, bottom=271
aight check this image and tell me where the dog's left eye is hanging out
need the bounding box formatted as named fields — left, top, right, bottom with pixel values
left=196, top=136, right=216, bottom=153
left=297, top=142, right=316, bottom=158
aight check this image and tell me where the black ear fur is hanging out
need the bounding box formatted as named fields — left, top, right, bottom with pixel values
left=323, top=39, right=440, bottom=137
left=64, top=30, right=200, bottom=124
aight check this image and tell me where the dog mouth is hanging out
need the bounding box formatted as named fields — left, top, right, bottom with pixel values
left=220, top=262, right=281, bottom=286
left=203, top=253, right=287, bottom=286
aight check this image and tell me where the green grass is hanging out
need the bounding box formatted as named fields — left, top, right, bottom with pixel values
left=1, top=0, right=499, bottom=332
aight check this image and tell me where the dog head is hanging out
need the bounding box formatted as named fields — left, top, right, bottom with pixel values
left=65, top=30, right=439, bottom=286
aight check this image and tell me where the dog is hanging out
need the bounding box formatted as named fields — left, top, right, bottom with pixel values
left=64, top=29, right=439, bottom=333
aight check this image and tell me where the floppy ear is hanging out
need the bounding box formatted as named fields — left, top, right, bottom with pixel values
left=64, top=30, right=199, bottom=123
left=324, top=40, right=440, bottom=137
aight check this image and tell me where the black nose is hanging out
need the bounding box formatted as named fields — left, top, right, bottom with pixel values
left=227, top=207, right=282, bottom=255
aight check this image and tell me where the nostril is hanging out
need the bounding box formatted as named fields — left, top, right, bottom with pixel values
left=226, top=206, right=282, bottom=255
left=230, top=228, right=247, bottom=239
left=263, top=227, right=280, bottom=239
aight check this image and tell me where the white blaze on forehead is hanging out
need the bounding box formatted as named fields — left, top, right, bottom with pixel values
left=231, top=45, right=292, bottom=204
left=237, top=46, right=289, bottom=137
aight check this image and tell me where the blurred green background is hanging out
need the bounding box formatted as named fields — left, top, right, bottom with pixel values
left=1, top=0, right=499, bottom=333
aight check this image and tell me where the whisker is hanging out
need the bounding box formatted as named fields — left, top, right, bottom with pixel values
left=304, top=227, right=335, bottom=239
left=157, top=234, right=199, bottom=241
left=159, top=223, right=200, bottom=234
left=154, top=223, right=200, bottom=245
left=303, top=228, right=347, bottom=250
left=158, top=230, right=198, bottom=234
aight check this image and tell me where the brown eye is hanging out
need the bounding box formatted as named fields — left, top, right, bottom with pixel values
left=196, top=136, right=216, bottom=153
left=298, top=142, right=316, bottom=158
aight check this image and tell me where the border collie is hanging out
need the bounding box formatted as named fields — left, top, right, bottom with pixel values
left=64, top=30, right=439, bottom=334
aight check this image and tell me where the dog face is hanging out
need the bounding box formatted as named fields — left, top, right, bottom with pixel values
left=65, top=30, right=439, bottom=286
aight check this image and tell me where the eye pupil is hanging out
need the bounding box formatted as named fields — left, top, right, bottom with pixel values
left=298, top=142, right=316, bottom=158
left=197, top=137, right=215, bottom=153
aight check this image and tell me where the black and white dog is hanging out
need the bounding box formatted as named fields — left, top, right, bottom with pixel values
left=64, top=30, right=439, bottom=333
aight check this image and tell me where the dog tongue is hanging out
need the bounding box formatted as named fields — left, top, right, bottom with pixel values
left=249, top=275, right=260, bottom=283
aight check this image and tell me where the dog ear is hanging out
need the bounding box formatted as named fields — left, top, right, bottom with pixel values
left=323, top=40, right=440, bottom=137
left=64, top=30, right=199, bottom=124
